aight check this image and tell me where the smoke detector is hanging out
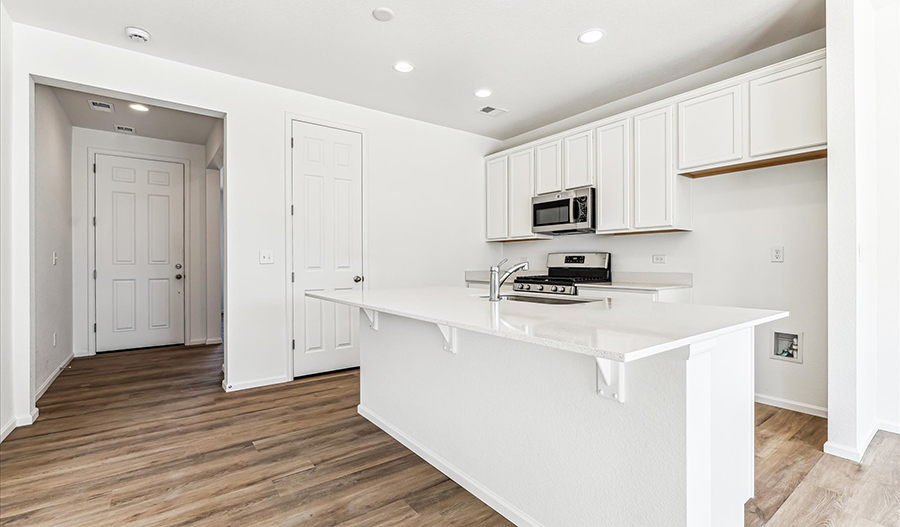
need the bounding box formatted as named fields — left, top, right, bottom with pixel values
left=88, top=100, right=115, bottom=113
left=124, top=27, right=151, bottom=43
left=477, top=106, right=508, bottom=117
left=114, top=125, right=136, bottom=134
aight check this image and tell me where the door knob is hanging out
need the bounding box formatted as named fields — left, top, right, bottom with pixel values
left=175, top=274, right=183, bottom=280
left=175, top=263, right=182, bottom=269
left=353, top=276, right=363, bottom=283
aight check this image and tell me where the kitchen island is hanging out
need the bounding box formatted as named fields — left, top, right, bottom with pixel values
left=306, top=287, right=787, bottom=527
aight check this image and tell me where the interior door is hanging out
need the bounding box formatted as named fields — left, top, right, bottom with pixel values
left=292, top=121, right=363, bottom=377
left=95, top=154, right=185, bottom=351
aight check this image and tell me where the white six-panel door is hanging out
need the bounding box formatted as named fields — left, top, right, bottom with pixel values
left=292, top=121, right=363, bottom=377
left=95, top=154, right=185, bottom=351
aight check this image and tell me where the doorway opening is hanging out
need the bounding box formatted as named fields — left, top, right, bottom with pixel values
left=30, top=78, right=227, bottom=407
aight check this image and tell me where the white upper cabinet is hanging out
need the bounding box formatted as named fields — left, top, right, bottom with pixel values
left=749, top=59, right=826, bottom=157
left=678, top=84, right=743, bottom=170
left=485, top=157, right=509, bottom=240
left=633, top=106, right=675, bottom=230
left=508, top=149, right=536, bottom=238
left=594, top=119, right=631, bottom=232
left=563, top=130, right=594, bottom=190
left=535, top=139, right=563, bottom=195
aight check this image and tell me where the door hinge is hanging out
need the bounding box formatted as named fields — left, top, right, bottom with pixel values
left=291, top=137, right=294, bottom=148
left=291, top=272, right=295, bottom=282
left=291, top=204, right=294, bottom=215
left=93, top=163, right=96, bottom=174
left=93, top=323, right=97, bottom=333
left=92, top=216, right=96, bottom=227
left=93, top=270, right=97, bottom=279
left=291, top=339, right=295, bottom=350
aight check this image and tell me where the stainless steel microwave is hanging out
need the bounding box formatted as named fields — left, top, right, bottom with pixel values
left=532, top=188, right=595, bottom=235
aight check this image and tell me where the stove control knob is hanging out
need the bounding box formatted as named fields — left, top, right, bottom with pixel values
left=551, top=286, right=559, bottom=292
left=524, top=284, right=531, bottom=290
left=536, top=285, right=544, bottom=291
left=558, top=287, right=567, bottom=293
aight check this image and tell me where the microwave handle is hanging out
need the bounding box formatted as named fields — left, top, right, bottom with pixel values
left=570, top=200, right=576, bottom=224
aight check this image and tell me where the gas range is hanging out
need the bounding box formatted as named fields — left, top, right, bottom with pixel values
left=513, top=252, right=611, bottom=296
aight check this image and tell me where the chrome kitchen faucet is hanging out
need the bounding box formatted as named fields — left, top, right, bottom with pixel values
left=489, top=259, right=529, bottom=301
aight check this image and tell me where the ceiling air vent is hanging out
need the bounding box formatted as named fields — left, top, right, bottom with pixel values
left=114, top=125, right=136, bottom=134
left=88, top=100, right=115, bottom=113
left=477, top=106, right=508, bottom=117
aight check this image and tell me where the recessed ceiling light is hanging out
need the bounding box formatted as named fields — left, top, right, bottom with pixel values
left=474, top=89, right=492, bottom=98
left=124, top=27, right=151, bottom=43
left=578, top=29, right=605, bottom=44
left=393, top=61, right=415, bottom=73
left=129, top=103, right=149, bottom=112
left=372, top=7, right=395, bottom=22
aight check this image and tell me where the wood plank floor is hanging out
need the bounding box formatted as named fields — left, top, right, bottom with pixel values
left=1, top=344, right=897, bottom=526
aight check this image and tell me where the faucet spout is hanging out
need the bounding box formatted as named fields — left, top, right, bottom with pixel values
left=489, top=260, right=529, bottom=301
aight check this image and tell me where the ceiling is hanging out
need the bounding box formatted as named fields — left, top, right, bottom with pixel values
left=50, top=86, right=220, bottom=145
left=7, top=0, right=825, bottom=140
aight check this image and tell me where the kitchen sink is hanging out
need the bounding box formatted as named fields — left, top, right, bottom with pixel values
left=476, top=294, right=599, bottom=305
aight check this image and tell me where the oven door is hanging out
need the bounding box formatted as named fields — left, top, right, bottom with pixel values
left=532, top=189, right=594, bottom=234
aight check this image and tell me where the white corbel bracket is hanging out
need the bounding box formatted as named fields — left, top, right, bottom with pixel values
left=596, top=357, right=625, bottom=403
left=362, top=309, right=379, bottom=330
left=437, top=324, right=458, bottom=353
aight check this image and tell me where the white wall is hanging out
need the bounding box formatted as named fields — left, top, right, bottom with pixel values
left=70, top=127, right=210, bottom=354
left=32, top=84, right=72, bottom=397
left=875, top=0, right=900, bottom=433
left=501, top=161, right=828, bottom=412
left=5, top=22, right=500, bottom=419
left=205, top=168, right=222, bottom=344
left=0, top=2, right=16, bottom=441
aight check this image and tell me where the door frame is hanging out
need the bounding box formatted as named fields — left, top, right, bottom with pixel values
left=283, top=114, right=370, bottom=379
left=87, top=148, right=192, bottom=354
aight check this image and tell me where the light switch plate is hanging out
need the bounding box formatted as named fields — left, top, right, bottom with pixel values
left=771, top=246, right=784, bottom=263
left=259, top=250, right=275, bottom=264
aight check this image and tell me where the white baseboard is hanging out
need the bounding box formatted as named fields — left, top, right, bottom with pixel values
left=358, top=404, right=545, bottom=527
left=15, top=407, right=39, bottom=427
left=878, top=420, right=900, bottom=434
left=755, top=393, right=827, bottom=418
left=222, top=375, right=290, bottom=393
left=0, top=417, right=16, bottom=443
left=824, top=419, right=881, bottom=463
left=206, top=338, right=223, bottom=345
left=36, top=352, right=74, bottom=402
left=188, top=338, right=208, bottom=346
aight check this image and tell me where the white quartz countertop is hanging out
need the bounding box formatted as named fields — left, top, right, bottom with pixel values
left=306, top=287, right=787, bottom=362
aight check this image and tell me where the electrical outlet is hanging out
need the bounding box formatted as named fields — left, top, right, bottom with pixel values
left=771, top=246, right=784, bottom=263
left=53, top=332, right=57, bottom=347
left=259, top=250, right=274, bottom=265
left=652, top=254, right=667, bottom=264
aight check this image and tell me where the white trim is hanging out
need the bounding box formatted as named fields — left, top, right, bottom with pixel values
left=755, top=393, right=827, bottom=418
left=878, top=420, right=900, bottom=434
left=87, top=148, right=193, bottom=353
left=823, top=420, right=880, bottom=463
left=0, top=418, right=16, bottom=443
left=15, top=407, right=39, bottom=427
left=283, top=113, right=369, bottom=381
left=206, top=337, right=223, bottom=345
left=35, top=351, right=73, bottom=401
left=222, top=374, right=290, bottom=393
left=358, top=404, right=546, bottom=527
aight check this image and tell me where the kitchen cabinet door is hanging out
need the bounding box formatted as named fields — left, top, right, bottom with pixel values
left=633, top=105, right=675, bottom=230
left=595, top=119, right=631, bottom=232
left=508, top=149, right=536, bottom=238
left=678, top=84, right=743, bottom=170
left=535, top=139, right=563, bottom=195
left=750, top=59, right=826, bottom=157
left=563, top=130, right=594, bottom=190
left=485, top=157, right=509, bottom=240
